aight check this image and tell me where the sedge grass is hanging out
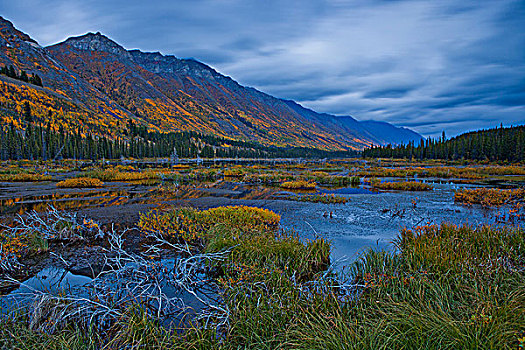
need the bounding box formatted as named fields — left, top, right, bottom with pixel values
left=280, top=180, right=316, bottom=190
left=2, top=215, right=523, bottom=349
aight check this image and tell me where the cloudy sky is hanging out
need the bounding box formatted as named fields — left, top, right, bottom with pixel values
left=2, top=0, right=524, bottom=137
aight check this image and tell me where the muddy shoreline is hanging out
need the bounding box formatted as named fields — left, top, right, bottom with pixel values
left=0, top=174, right=515, bottom=297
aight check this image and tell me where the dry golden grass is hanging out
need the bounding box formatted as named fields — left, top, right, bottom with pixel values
left=56, top=177, right=104, bottom=188
left=84, top=169, right=159, bottom=181
left=280, top=180, right=316, bottom=190
left=454, top=187, right=525, bottom=206
left=0, top=173, right=52, bottom=182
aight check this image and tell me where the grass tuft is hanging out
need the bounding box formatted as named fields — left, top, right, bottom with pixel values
left=455, top=187, right=525, bottom=206
left=280, top=180, right=316, bottom=190
left=56, top=177, right=104, bottom=188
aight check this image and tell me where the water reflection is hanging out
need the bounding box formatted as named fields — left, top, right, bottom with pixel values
left=1, top=257, right=220, bottom=329
left=0, top=181, right=280, bottom=215
left=0, top=190, right=136, bottom=215
left=0, top=179, right=504, bottom=269
left=271, top=182, right=500, bottom=265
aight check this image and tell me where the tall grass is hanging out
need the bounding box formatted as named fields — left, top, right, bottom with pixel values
left=56, top=177, right=104, bottom=188
left=2, top=216, right=523, bottom=349
left=455, top=187, right=525, bottom=206
left=284, top=224, right=525, bottom=349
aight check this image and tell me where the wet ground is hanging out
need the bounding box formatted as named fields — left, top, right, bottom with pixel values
left=1, top=173, right=516, bottom=323
left=0, top=176, right=503, bottom=263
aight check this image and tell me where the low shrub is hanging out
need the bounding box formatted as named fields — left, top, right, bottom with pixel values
left=138, top=206, right=281, bottom=244
left=223, top=168, right=245, bottom=177
left=0, top=173, right=52, bottom=182
left=280, top=180, right=316, bottom=190
left=56, top=177, right=104, bottom=188
left=454, top=187, right=525, bottom=206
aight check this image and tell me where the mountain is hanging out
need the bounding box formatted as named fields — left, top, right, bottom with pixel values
left=357, top=120, right=422, bottom=145
left=0, top=18, right=133, bottom=136
left=281, top=100, right=421, bottom=146
left=0, top=16, right=421, bottom=151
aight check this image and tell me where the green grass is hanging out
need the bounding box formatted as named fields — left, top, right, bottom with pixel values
left=2, top=217, right=523, bottom=349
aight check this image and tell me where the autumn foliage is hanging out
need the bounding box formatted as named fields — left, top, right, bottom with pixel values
left=280, top=180, right=316, bottom=190
left=454, top=187, right=525, bottom=206
left=56, top=177, right=104, bottom=188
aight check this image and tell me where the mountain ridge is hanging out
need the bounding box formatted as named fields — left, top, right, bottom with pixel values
left=0, top=16, right=422, bottom=150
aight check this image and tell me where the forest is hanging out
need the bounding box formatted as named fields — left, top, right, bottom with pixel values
left=0, top=65, right=43, bottom=87
left=363, top=125, right=524, bottom=162
left=0, top=119, right=356, bottom=161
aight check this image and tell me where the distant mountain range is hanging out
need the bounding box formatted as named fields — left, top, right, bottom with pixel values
left=0, top=16, right=421, bottom=150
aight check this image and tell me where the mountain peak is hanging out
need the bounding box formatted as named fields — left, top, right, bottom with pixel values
left=1, top=15, right=422, bottom=149
left=58, top=32, right=127, bottom=56
left=0, top=15, right=39, bottom=46
left=0, top=16, right=11, bottom=25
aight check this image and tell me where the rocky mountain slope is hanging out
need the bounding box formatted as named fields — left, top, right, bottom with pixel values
left=0, top=16, right=421, bottom=150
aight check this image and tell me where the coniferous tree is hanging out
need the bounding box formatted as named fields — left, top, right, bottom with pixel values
left=20, top=70, right=29, bottom=82
left=23, top=101, right=32, bottom=123
left=7, top=65, right=17, bottom=79
left=363, top=125, right=524, bottom=162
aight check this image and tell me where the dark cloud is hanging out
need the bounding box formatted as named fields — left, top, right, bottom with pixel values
left=363, top=87, right=414, bottom=99
left=1, top=0, right=524, bottom=137
left=221, top=38, right=262, bottom=52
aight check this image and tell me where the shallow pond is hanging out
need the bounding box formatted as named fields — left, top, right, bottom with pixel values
left=1, top=256, right=219, bottom=328
left=271, top=182, right=496, bottom=264
left=0, top=176, right=507, bottom=327
left=0, top=178, right=498, bottom=265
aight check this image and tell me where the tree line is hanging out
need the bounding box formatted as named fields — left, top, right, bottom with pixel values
left=0, top=65, right=43, bottom=87
left=0, top=117, right=356, bottom=161
left=363, top=125, right=524, bottom=162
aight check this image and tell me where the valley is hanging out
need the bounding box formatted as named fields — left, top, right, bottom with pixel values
left=0, top=8, right=523, bottom=349
left=0, top=159, right=524, bottom=348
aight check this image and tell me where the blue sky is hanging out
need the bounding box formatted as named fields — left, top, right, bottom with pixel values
left=2, top=0, right=524, bottom=137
